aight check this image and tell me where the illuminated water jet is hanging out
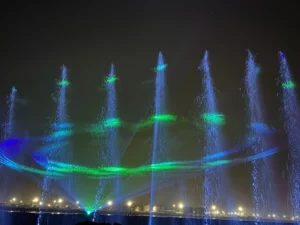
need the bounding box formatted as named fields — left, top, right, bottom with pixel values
left=279, top=51, right=300, bottom=220
left=199, top=51, right=226, bottom=224
left=0, top=86, right=17, bottom=208
left=5, top=86, right=17, bottom=139
left=93, top=64, right=121, bottom=222
left=37, top=65, right=71, bottom=225
left=149, top=52, right=168, bottom=225
left=245, top=50, right=279, bottom=219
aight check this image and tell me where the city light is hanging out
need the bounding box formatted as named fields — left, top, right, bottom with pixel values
left=107, top=200, right=113, bottom=206
left=127, top=201, right=132, bottom=207
left=4, top=195, right=298, bottom=221
left=178, top=203, right=184, bottom=209
left=32, top=197, right=39, bottom=203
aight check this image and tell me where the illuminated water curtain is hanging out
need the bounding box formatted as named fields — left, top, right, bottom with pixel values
left=279, top=52, right=300, bottom=219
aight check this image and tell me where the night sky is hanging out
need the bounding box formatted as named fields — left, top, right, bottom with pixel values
left=0, top=1, right=300, bottom=212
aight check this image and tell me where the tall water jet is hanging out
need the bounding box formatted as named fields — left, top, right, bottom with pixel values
left=244, top=51, right=279, bottom=219
left=0, top=86, right=16, bottom=171
left=37, top=65, right=70, bottom=225
left=106, top=64, right=121, bottom=200
left=93, top=64, right=121, bottom=222
left=279, top=52, right=300, bottom=221
left=149, top=52, right=168, bottom=225
left=0, top=87, right=17, bottom=225
left=5, top=86, right=17, bottom=140
left=198, top=51, right=224, bottom=223
left=245, top=51, right=264, bottom=220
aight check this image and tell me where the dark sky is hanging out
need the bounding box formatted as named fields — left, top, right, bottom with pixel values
left=0, top=1, right=299, bottom=212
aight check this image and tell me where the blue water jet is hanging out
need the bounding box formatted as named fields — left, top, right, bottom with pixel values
left=5, top=86, right=17, bottom=140
left=37, top=65, right=71, bottom=225
left=199, top=51, right=227, bottom=224
left=245, top=51, right=279, bottom=219
left=106, top=64, right=121, bottom=202
left=93, top=64, right=122, bottom=222
left=149, top=52, right=168, bottom=225
left=279, top=52, right=300, bottom=221
left=0, top=87, right=17, bottom=225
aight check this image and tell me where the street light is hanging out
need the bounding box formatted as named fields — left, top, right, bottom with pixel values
left=127, top=201, right=133, bottom=215
left=58, top=198, right=63, bottom=203
left=211, top=205, right=217, bottom=210
left=238, top=206, right=243, bottom=212
left=178, top=203, right=184, bottom=209
left=107, top=200, right=113, bottom=206
left=32, top=197, right=39, bottom=203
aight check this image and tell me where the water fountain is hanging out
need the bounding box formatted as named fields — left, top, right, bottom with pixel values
left=37, top=65, right=71, bottom=225
left=93, top=64, right=122, bottom=222
left=0, top=52, right=296, bottom=225
left=279, top=52, right=300, bottom=221
left=0, top=86, right=17, bottom=225
left=199, top=51, right=225, bottom=224
left=149, top=52, right=168, bottom=225
left=244, top=51, right=279, bottom=219
left=5, top=87, right=17, bottom=140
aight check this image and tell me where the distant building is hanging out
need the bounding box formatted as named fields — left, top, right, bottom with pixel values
left=194, top=207, right=205, bottom=216
left=143, top=204, right=150, bottom=212
left=133, top=205, right=142, bottom=212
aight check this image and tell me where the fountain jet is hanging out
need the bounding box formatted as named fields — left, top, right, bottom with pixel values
left=149, top=52, right=168, bottom=225
left=199, top=51, right=226, bottom=224
left=245, top=51, right=279, bottom=220
left=279, top=52, right=300, bottom=221
left=37, top=65, right=71, bottom=225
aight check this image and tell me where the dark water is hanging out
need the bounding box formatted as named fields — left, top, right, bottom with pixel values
left=0, top=211, right=297, bottom=225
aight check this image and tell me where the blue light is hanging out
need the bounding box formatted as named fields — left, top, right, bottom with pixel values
left=149, top=52, right=168, bottom=225
left=279, top=52, right=300, bottom=217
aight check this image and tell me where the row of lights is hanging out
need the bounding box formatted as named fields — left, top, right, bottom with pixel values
left=172, top=203, right=184, bottom=209
left=13, top=198, right=297, bottom=220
